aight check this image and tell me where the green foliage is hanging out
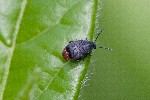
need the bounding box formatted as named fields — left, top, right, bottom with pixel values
left=79, top=0, right=150, bottom=100
left=0, top=0, right=100, bottom=100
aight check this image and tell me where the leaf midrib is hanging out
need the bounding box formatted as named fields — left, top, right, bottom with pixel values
left=0, top=0, right=27, bottom=99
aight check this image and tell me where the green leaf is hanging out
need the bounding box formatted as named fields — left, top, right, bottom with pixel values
left=79, top=0, right=150, bottom=100
left=0, top=0, right=100, bottom=99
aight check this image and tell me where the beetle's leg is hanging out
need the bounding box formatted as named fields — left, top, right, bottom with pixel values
left=69, top=41, right=73, bottom=43
left=89, top=53, right=92, bottom=56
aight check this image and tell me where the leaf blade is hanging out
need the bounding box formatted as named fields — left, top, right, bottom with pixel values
left=0, top=0, right=27, bottom=99
left=0, top=0, right=99, bottom=99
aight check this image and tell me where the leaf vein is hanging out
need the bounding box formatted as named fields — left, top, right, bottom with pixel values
left=0, top=0, right=27, bottom=99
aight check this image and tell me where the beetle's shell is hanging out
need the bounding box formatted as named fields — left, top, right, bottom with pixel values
left=62, top=40, right=96, bottom=61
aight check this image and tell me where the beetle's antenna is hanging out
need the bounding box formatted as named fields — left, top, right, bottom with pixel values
left=99, top=46, right=112, bottom=51
left=94, top=28, right=112, bottom=51
left=94, top=28, right=104, bottom=43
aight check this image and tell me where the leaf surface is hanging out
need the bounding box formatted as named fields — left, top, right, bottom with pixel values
left=0, top=0, right=99, bottom=99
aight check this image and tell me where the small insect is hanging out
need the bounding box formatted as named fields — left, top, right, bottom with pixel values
left=62, top=29, right=112, bottom=61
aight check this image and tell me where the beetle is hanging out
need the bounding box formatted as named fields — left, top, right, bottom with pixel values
left=62, top=29, right=112, bottom=61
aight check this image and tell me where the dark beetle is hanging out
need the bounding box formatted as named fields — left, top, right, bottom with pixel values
left=62, top=29, right=112, bottom=61
left=62, top=40, right=96, bottom=60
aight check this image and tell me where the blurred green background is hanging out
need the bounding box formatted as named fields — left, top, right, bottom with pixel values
left=79, top=0, right=150, bottom=100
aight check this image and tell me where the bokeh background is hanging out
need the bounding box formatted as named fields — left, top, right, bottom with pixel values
left=79, top=0, right=150, bottom=100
